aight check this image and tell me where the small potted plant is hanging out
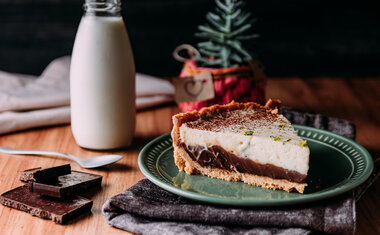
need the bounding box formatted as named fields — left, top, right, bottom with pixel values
left=174, top=0, right=266, bottom=112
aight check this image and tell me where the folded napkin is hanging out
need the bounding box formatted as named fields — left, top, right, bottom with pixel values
left=102, top=109, right=379, bottom=234
left=0, top=56, right=175, bottom=134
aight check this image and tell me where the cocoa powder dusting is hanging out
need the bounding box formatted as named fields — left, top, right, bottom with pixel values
left=185, top=108, right=283, bottom=132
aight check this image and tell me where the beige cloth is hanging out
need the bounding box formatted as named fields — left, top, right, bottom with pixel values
left=0, top=56, right=175, bottom=134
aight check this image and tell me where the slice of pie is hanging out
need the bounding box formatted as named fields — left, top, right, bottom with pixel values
left=171, top=100, right=310, bottom=193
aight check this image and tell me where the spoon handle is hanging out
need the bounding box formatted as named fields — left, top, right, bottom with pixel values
left=0, top=147, right=76, bottom=161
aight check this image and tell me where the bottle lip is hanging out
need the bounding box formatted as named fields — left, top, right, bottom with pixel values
left=84, top=0, right=121, bottom=15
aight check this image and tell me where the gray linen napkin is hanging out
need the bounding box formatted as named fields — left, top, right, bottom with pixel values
left=102, top=109, right=378, bottom=235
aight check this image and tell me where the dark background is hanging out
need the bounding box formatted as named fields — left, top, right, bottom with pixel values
left=0, top=0, right=379, bottom=77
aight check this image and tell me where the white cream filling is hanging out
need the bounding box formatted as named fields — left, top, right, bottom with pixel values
left=179, top=123, right=310, bottom=175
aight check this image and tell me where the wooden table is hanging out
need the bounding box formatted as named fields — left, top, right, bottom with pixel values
left=0, top=77, right=379, bottom=234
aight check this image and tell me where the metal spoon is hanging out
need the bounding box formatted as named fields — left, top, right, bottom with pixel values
left=0, top=147, right=122, bottom=168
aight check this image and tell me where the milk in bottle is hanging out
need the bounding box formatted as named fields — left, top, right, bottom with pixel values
left=70, top=0, right=135, bottom=150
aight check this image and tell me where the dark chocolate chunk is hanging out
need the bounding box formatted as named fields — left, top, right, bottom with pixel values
left=19, top=164, right=71, bottom=182
left=0, top=185, right=92, bottom=224
left=28, top=171, right=102, bottom=198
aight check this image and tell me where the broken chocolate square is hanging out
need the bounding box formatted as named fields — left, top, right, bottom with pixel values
left=0, top=185, right=92, bottom=224
left=28, top=171, right=102, bottom=198
left=19, top=164, right=71, bottom=182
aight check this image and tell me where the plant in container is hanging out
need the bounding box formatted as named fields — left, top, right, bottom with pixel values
left=173, top=0, right=266, bottom=112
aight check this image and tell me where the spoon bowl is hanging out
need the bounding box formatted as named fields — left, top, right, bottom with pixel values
left=76, top=154, right=123, bottom=168
left=0, top=147, right=123, bottom=168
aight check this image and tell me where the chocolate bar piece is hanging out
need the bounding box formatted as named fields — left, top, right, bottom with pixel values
left=19, top=164, right=71, bottom=182
left=0, top=185, right=92, bottom=224
left=28, top=171, right=102, bottom=198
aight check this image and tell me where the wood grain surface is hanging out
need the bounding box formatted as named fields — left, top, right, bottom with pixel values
left=0, top=77, right=378, bottom=234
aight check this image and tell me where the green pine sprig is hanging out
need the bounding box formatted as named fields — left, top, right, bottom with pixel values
left=195, top=0, right=259, bottom=68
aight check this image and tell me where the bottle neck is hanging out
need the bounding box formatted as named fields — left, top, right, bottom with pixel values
left=83, top=0, right=121, bottom=17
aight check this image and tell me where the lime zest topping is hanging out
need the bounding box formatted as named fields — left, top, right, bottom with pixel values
left=299, top=140, right=308, bottom=147
left=243, top=131, right=254, bottom=136
left=282, top=138, right=292, bottom=145
left=270, top=136, right=281, bottom=141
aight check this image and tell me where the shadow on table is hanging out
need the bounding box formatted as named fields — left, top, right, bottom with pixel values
left=65, top=210, right=93, bottom=225
left=95, top=162, right=133, bottom=173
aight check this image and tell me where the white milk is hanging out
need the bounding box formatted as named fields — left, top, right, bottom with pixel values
left=70, top=15, right=135, bottom=150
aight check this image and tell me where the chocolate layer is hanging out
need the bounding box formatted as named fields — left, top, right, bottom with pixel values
left=181, top=143, right=307, bottom=183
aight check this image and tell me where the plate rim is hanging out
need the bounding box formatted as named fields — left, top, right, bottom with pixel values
left=138, top=125, right=373, bottom=206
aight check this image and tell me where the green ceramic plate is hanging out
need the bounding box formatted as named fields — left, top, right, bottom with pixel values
left=138, top=125, right=373, bottom=206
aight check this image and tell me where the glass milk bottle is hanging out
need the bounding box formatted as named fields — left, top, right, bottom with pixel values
left=70, top=0, right=135, bottom=150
